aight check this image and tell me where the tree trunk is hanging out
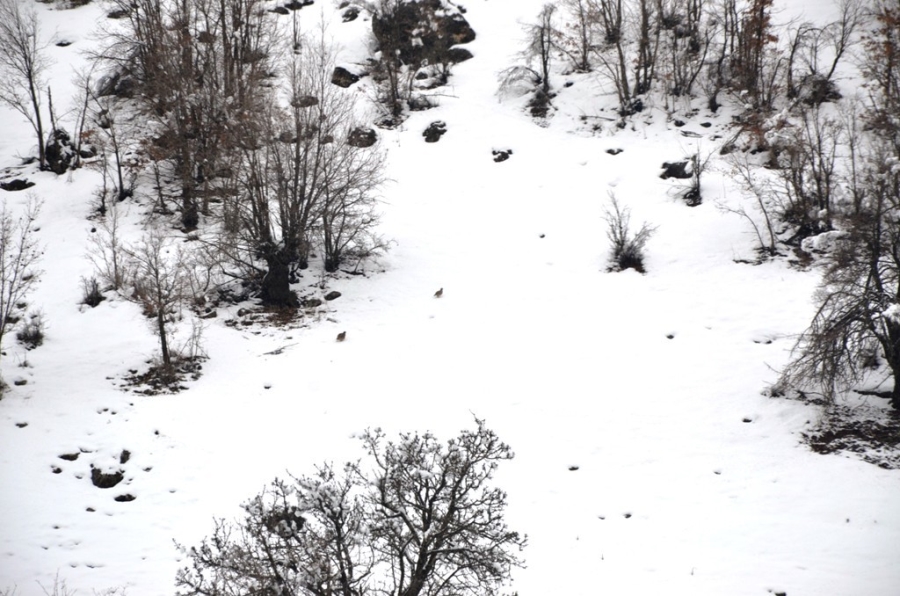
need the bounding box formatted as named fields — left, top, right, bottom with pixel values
left=260, top=247, right=297, bottom=307
left=157, top=309, right=170, bottom=367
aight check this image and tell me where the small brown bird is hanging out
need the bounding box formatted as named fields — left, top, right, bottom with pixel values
left=434, top=287, right=443, bottom=298
left=336, top=331, right=346, bottom=342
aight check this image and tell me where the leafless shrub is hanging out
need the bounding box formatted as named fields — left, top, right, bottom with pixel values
left=602, top=193, right=656, bottom=273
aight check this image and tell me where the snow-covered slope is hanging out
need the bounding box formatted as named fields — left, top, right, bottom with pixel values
left=1, top=1, right=898, bottom=595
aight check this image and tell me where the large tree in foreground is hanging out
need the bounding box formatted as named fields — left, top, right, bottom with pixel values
left=176, top=420, right=526, bottom=596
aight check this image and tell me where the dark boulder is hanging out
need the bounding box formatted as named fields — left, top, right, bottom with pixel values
left=0, top=179, right=35, bottom=192
left=423, top=121, right=447, bottom=143
left=332, top=66, right=360, bottom=88
left=660, top=160, right=694, bottom=180
left=347, top=127, right=377, bottom=148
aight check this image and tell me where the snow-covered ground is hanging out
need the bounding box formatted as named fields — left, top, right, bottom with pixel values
left=1, top=0, right=898, bottom=595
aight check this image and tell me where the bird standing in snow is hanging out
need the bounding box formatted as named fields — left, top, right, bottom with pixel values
left=434, top=287, right=443, bottom=298
left=336, top=331, right=346, bottom=342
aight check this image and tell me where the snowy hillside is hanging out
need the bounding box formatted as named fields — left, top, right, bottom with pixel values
left=1, top=0, right=898, bottom=595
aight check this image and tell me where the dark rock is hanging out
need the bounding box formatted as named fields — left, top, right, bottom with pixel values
left=673, top=119, right=686, bottom=127
left=660, top=160, right=693, bottom=180
left=332, top=66, right=360, bottom=88
left=45, top=128, right=76, bottom=175
left=423, top=121, right=447, bottom=143
left=324, top=291, right=342, bottom=301
left=347, top=127, right=377, bottom=148
left=342, top=6, right=359, bottom=21
left=91, top=467, right=124, bottom=489
left=606, top=148, right=623, bottom=156
left=199, top=310, right=218, bottom=320
left=700, top=121, right=712, bottom=128
left=284, top=0, right=314, bottom=9
left=15, top=422, right=28, bottom=428
left=114, top=494, right=136, bottom=502
left=52, top=466, right=62, bottom=474
left=492, top=149, right=512, bottom=163
left=13, top=379, right=27, bottom=386
left=56, top=40, right=73, bottom=47
left=302, top=298, right=323, bottom=308
left=59, top=453, right=80, bottom=461
left=120, top=450, right=131, bottom=464
left=371, top=0, right=475, bottom=69
left=446, top=47, right=473, bottom=64
left=1, top=179, right=35, bottom=192
left=106, top=8, right=129, bottom=19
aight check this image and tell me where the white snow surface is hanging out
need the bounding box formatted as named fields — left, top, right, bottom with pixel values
left=0, top=1, right=898, bottom=595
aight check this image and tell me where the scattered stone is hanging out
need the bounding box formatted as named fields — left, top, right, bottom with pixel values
left=673, top=119, right=686, bottom=127
left=568, top=465, right=580, bottom=471
left=302, top=297, right=323, bottom=308
left=623, top=513, right=632, bottom=519
left=13, top=379, right=27, bottom=386
left=606, top=148, right=623, bottom=156
left=331, top=66, right=360, bottom=88
left=342, top=6, right=359, bottom=21
left=423, top=121, right=447, bottom=143
left=51, top=466, right=62, bottom=474
left=539, top=233, right=545, bottom=238
left=106, top=8, right=129, bottom=19
left=114, top=494, right=136, bottom=502
left=119, top=450, right=131, bottom=464
left=700, top=121, right=712, bottom=128
left=86, top=507, right=95, bottom=512
left=59, top=453, right=79, bottom=461
left=55, top=40, right=73, bottom=47
left=666, top=334, right=675, bottom=339
left=743, top=418, right=753, bottom=423
left=492, top=149, right=513, bottom=163
left=91, top=467, right=124, bottom=489
left=324, top=291, right=342, bottom=301
left=1, top=179, right=35, bottom=192
left=347, top=127, right=377, bottom=148
left=15, top=422, right=27, bottom=428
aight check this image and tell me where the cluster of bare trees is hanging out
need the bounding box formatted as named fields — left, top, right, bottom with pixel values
left=83, top=0, right=387, bottom=313
left=176, top=419, right=526, bottom=596
left=510, top=0, right=863, bottom=118
left=775, top=1, right=900, bottom=411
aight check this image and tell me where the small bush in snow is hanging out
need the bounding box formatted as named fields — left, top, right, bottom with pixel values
left=81, top=276, right=105, bottom=307
left=602, top=193, right=656, bottom=273
left=16, top=311, right=45, bottom=349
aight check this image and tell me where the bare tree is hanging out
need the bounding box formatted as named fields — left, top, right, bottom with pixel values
left=177, top=420, right=526, bottom=596
left=0, top=0, right=50, bottom=169
left=221, top=29, right=387, bottom=304
left=0, top=199, right=42, bottom=389
left=126, top=228, right=188, bottom=379
left=558, top=0, right=598, bottom=72
left=177, top=466, right=373, bottom=596
left=779, top=148, right=900, bottom=410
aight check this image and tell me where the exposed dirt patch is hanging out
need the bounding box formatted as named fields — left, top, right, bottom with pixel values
left=803, top=406, right=900, bottom=469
